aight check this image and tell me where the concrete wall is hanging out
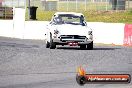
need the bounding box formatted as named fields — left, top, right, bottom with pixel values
left=13, top=8, right=25, bottom=39
left=87, top=22, right=125, bottom=45
left=0, top=20, right=125, bottom=45
left=0, top=20, right=13, bottom=38
left=24, top=21, right=48, bottom=40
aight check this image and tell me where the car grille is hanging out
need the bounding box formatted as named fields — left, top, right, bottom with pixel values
left=60, top=35, right=86, bottom=40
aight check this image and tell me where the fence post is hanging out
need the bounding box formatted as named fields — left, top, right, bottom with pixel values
left=85, top=0, right=87, bottom=11
left=67, top=0, right=68, bottom=11
left=28, top=0, right=30, bottom=20
left=57, top=0, right=59, bottom=11
left=106, top=0, right=108, bottom=11
left=116, top=0, right=118, bottom=11
left=128, top=0, right=130, bottom=10
left=12, top=0, right=13, bottom=7
left=76, top=0, right=77, bottom=11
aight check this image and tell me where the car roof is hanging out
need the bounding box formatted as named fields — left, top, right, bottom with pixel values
left=54, top=12, right=84, bottom=17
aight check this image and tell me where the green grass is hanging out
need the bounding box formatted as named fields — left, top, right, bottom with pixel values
left=26, top=10, right=132, bottom=23
left=83, top=11, right=132, bottom=23
left=25, top=0, right=132, bottom=23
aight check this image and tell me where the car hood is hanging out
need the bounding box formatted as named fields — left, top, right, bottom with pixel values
left=52, top=24, right=92, bottom=36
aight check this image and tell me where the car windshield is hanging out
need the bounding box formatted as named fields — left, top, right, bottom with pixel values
left=53, top=14, right=85, bottom=25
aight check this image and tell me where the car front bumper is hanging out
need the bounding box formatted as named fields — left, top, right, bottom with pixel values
left=53, top=38, right=93, bottom=45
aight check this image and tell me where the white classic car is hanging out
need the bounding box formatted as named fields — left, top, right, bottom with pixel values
left=45, top=12, right=93, bottom=49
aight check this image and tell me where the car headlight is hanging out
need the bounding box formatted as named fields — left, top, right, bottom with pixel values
left=88, top=31, right=92, bottom=35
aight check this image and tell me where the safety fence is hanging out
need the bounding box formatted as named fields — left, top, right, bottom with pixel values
left=0, top=7, right=13, bottom=19
left=36, top=0, right=132, bottom=11
left=0, top=0, right=25, bottom=19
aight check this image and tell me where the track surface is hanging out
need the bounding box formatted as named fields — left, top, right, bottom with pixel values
left=0, top=37, right=132, bottom=88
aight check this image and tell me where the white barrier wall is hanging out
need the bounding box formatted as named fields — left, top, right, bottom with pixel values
left=24, top=21, right=48, bottom=40
left=13, top=8, right=25, bottom=39
left=87, top=22, right=125, bottom=45
left=0, top=20, right=125, bottom=45
left=0, top=20, right=13, bottom=38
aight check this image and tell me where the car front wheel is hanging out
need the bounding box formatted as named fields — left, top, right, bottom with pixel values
left=49, top=34, right=56, bottom=49
left=87, top=42, right=93, bottom=50
left=46, top=41, right=50, bottom=48
left=50, top=40, right=56, bottom=49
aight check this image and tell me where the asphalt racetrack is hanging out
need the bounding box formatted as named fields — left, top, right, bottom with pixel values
left=0, top=37, right=132, bottom=88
